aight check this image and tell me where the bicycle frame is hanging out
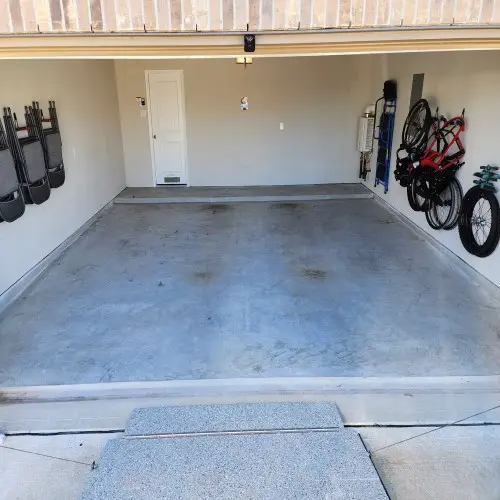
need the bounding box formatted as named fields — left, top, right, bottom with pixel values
left=420, top=113, right=465, bottom=172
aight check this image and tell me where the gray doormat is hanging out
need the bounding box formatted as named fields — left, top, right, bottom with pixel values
left=125, top=402, right=343, bottom=436
left=81, top=403, right=387, bottom=500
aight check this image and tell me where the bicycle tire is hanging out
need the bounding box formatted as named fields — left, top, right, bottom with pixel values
left=407, top=169, right=420, bottom=211
left=401, top=99, right=432, bottom=153
left=408, top=167, right=431, bottom=212
left=425, top=200, right=442, bottom=229
left=459, top=186, right=500, bottom=257
left=443, top=177, right=463, bottom=230
left=426, top=177, right=461, bottom=230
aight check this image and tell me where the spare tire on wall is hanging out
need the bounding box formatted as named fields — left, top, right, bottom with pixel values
left=459, top=186, right=500, bottom=258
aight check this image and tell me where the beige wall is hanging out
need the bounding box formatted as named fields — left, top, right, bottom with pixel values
left=362, top=51, right=500, bottom=288
left=0, top=60, right=125, bottom=296
left=115, top=57, right=365, bottom=187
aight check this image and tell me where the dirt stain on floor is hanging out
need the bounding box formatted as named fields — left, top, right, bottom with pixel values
left=301, top=268, right=328, bottom=280
left=202, top=204, right=233, bottom=214
left=270, top=202, right=300, bottom=210
left=373, top=218, right=395, bottom=224
left=117, top=238, right=130, bottom=249
left=191, top=270, right=216, bottom=283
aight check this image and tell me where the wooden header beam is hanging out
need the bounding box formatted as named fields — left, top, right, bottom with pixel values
left=1, top=28, right=500, bottom=58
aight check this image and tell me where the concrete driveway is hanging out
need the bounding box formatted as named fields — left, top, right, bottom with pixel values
left=2, top=426, right=500, bottom=500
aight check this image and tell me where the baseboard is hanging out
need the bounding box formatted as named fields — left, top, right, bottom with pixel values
left=372, top=191, right=500, bottom=293
left=0, top=201, right=114, bottom=317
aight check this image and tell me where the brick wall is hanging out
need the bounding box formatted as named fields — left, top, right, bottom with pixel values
left=0, top=0, right=495, bottom=34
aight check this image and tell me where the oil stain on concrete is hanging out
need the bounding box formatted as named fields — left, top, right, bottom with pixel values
left=190, top=271, right=216, bottom=284
left=270, top=202, right=300, bottom=210
left=301, top=268, right=328, bottom=280
left=202, top=204, right=234, bottom=214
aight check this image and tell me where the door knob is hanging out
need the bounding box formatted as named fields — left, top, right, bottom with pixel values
left=153, top=134, right=156, bottom=139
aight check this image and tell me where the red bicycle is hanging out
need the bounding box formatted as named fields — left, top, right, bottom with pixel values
left=421, top=111, right=465, bottom=172
left=408, top=109, right=465, bottom=229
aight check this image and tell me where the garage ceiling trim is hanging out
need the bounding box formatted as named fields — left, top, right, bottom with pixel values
left=2, top=28, right=500, bottom=58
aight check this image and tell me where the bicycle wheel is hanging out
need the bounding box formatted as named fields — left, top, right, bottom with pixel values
left=401, top=99, right=432, bottom=153
left=408, top=167, right=431, bottom=212
left=425, top=199, right=442, bottom=229
left=459, top=186, right=500, bottom=257
left=443, top=177, right=463, bottom=230
left=425, top=178, right=461, bottom=229
left=407, top=169, right=420, bottom=211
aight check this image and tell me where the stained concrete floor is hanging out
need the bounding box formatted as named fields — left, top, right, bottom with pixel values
left=1, top=199, right=500, bottom=386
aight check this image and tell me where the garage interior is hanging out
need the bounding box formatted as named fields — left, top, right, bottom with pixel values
left=1, top=46, right=500, bottom=498
left=2, top=51, right=500, bottom=388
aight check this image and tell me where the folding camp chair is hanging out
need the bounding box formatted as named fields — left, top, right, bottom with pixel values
left=3, top=107, right=50, bottom=205
left=31, top=101, right=65, bottom=188
left=0, top=116, right=25, bottom=222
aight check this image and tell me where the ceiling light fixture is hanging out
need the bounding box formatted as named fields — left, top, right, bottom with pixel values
left=236, top=57, right=253, bottom=65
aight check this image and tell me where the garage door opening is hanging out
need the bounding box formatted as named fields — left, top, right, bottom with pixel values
left=0, top=51, right=500, bottom=425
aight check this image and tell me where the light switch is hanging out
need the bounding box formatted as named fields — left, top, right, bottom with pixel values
left=280, top=123, right=284, bottom=130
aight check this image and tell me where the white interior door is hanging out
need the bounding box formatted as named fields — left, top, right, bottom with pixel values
left=147, top=70, right=187, bottom=185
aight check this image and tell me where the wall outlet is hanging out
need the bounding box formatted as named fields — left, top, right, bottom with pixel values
left=280, top=123, right=284, bottom=130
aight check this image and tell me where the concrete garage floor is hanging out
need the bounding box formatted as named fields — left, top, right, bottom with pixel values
left=1, top=199, right=500, bottom=386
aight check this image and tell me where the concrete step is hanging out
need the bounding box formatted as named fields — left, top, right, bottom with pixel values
left=114, top=184, right=374, bottom=204
left=81, top=429, right=387, bottom=500
left=3, top=376, right=500, bottom=433
left=124, top=402, right=344, bottom=437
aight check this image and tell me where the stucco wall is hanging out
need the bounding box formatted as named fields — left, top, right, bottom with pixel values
left=0, top=59, right=125, bottom=296
left=363, top=51, right=500, bottom=288
left=115, top=57, right=364, bottom=187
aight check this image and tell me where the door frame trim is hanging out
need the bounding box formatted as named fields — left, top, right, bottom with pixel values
left=145, top=69, right=189, bottom=186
